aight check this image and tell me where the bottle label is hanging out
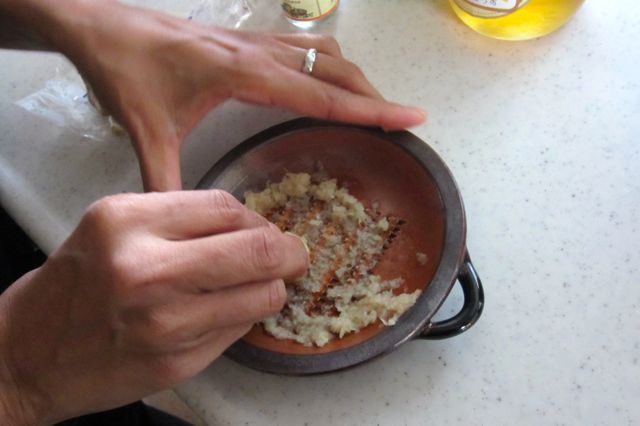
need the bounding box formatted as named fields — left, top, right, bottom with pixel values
left=281, top=0, right=338, bottom=21
left=453, top=0, right=529, bottom=18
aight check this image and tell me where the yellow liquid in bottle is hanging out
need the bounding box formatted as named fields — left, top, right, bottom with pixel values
left=449, top=0, right=585, bottom=40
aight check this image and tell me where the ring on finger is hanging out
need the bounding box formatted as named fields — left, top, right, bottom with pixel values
left=301, top=48, right=317, bottom=75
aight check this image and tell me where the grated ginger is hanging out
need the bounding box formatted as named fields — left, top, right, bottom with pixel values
left=244, top=172, right=421, bottom=347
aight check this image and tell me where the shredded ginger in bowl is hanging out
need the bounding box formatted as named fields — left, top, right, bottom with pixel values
left=244, top=172, right=421, bottom=347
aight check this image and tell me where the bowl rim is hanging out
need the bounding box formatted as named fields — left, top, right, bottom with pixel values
left=196, top=118, right=467, bottom=375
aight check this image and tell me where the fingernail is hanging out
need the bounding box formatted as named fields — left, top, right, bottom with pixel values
left=383, top=107, right=427, bottom=132
left=268, top=222, right=281, bottom=232
left=284, top=232, right=310, bottom=278
left=410, top=108, right=427, bottom=121
left=285, top=231, right=310, bottom=255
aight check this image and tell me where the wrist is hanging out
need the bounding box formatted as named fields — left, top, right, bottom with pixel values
left=0, top=0, right=122, bottom=54
left=46, top=0, right=124, bottom=57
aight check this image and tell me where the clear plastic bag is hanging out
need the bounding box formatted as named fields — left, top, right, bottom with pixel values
left=14, top=0, right=257, bottom=143
left=15, top=77, right=127, bottom=143
left=188, top=0, right=256, bottom=28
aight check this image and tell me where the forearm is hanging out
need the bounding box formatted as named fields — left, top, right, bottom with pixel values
left=0, top=0, right=114, bottom=53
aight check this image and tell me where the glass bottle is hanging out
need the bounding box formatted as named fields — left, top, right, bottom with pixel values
left=281, top=0, right=339, bottom=29
left=449, top=0, right=585, bottom=40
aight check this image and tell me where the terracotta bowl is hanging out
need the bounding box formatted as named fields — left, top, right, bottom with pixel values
left=197, top=118, right=484, bottom=375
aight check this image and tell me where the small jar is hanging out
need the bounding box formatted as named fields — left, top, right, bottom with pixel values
left=281, top=0, right=339, bottom=29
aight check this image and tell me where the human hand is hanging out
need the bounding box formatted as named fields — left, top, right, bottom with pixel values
left=0, top=190, right=308, bottom=424
left=49, top=1, right=426, bottom=191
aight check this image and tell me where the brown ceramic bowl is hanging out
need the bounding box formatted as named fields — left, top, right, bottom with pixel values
left=196, top=118, right=483, bottom=375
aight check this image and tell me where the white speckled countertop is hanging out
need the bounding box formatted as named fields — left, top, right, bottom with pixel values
left=1, top=1, right=639, bottom=425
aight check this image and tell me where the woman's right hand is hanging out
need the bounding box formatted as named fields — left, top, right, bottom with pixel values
left=0, top=190, right=308, bottom=425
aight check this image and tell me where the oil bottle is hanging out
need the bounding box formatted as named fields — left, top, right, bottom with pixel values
left=449, top=0, right=585, bottom=40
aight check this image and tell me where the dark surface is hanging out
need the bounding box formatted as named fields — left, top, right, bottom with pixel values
left=55, top=402, right=191, bottom=426
left=0, top=205, right=191, bottom=426
left=0, top=205, right=46, bottom=292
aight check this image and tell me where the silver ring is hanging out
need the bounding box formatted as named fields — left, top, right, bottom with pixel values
left=302, top=48, right=317, bottom=75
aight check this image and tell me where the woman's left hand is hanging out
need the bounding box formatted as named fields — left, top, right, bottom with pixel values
left=50, top=0, right=426, bottom=191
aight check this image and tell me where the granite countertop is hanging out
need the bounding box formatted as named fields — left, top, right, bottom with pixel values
left=1, top=1, right=638, bottom=425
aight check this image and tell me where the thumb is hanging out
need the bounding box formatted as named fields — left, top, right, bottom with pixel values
left=133, top=136, right=182, bottom=192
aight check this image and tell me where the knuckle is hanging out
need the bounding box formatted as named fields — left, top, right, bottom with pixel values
left=150, top=355, right=186, bottom=386
left=235, top=48, right=275, bottom=75
left=262, top=34, right=278, bottom=46
left=84, top=199, right=112, bottom=227
left=318, top=34, right=340, bottom=52
left=84, top=194, right=133, bottom=229
left=114, top=305, right=181, bottom=355
left=207, top=190, right=244, bottom=225
left=320, top=90, right=341, bottom=121
left=345, top=60, right=364, bottom=78
left=250, top=229, right=284, bottom=273
left=107, top=250, right=141, bottom=288
left=141, top=308, right=174, bottom=342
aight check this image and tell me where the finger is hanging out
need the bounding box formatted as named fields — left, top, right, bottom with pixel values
left=153, top=190, right=271, bottom=239
left=271, top=33, right=343, bottom=57
left=132, top=135, right=183, bottom=192
left=145, top=322, right=252, bottom=386
left=163, top=279, right=285, bottom=343
left=168, top=227, right=309, bottom=290
left=101, top=190, right=270, bottom=239
left=195, top=279, right=286, bottom=330
left=234, top=66, right=426, bottom=130
left=272, top=48, right=385, bottom=100
left=314, top=55, right=385, bottom=100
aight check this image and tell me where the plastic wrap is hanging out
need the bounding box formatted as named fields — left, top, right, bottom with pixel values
left=188, top=0, right=256, bottom=28
left=15, top=77, right=127, bottom=142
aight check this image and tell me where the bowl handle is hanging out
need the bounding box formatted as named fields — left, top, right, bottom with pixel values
left=417, top=252, right=484, bottom=340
